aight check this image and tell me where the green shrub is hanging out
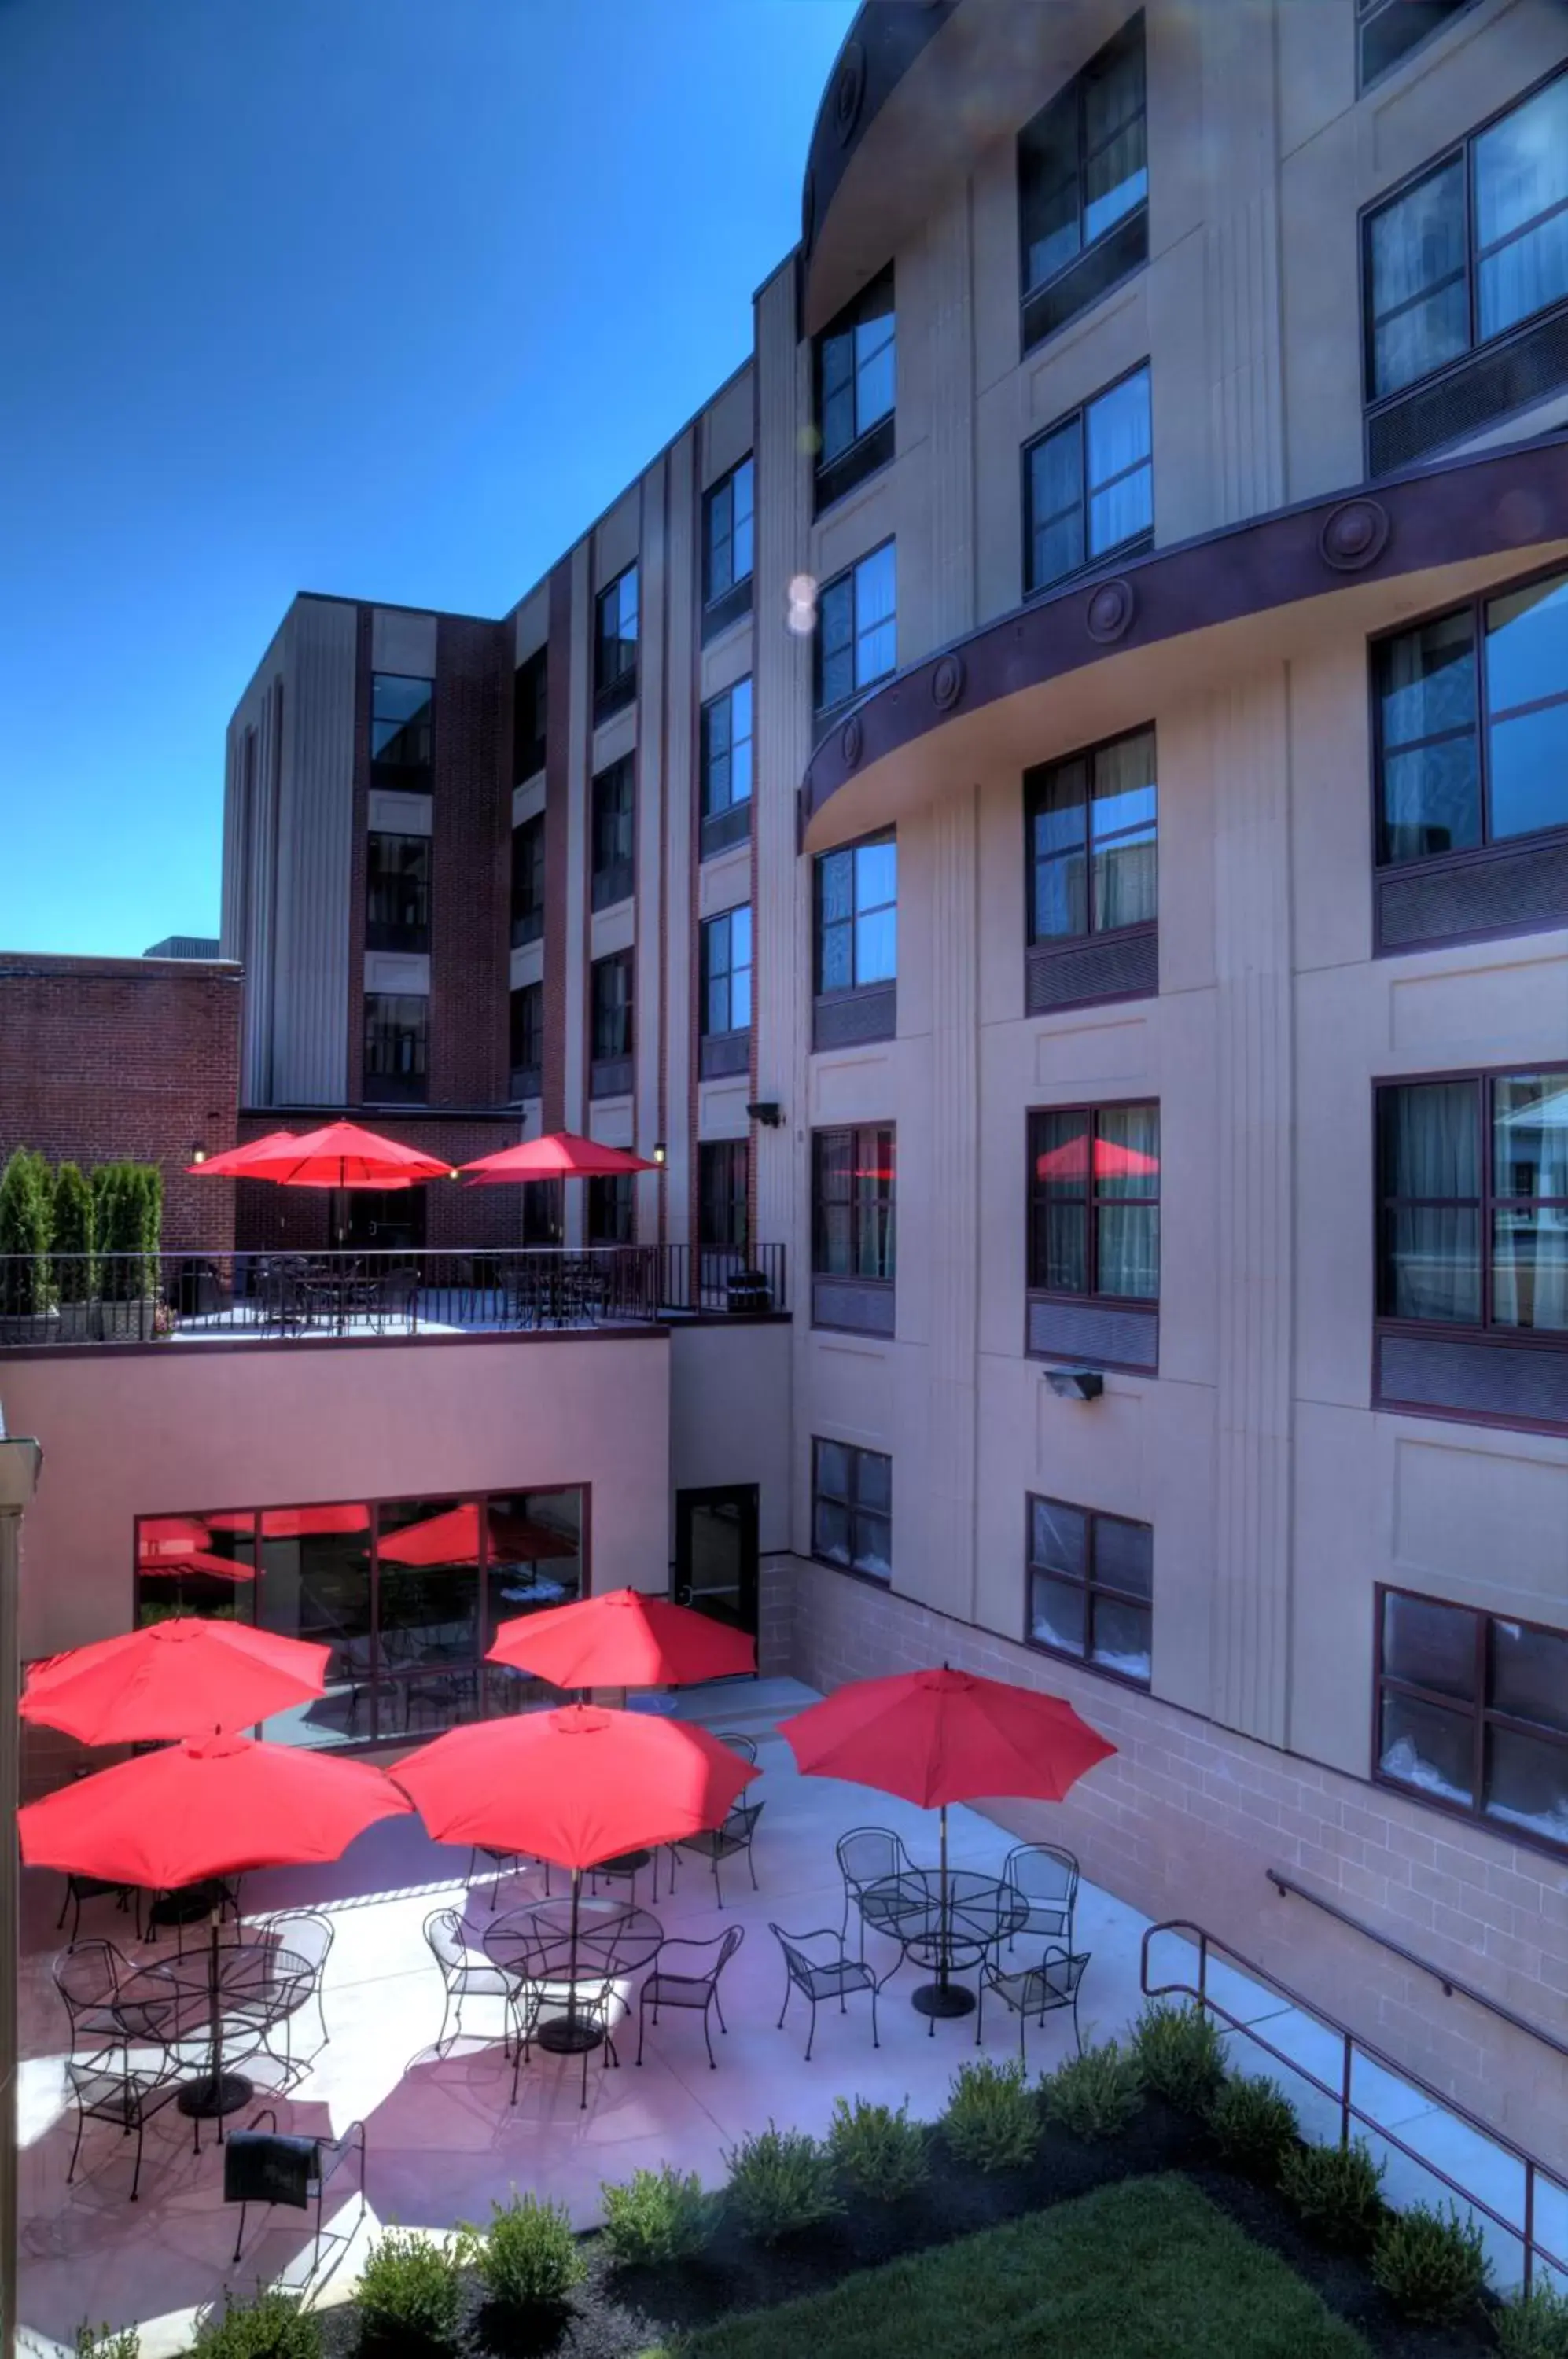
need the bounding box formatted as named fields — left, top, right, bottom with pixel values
left=723, top=2123, right=843, bottom=2244
left=0, top=1148, right=53, bottom=1316
left=1496, top=2280, right=1568, bottom=2357
left=94, top=1161, right=160, bottom=1301
left=1371, top=2201, right=1490, bottom=2324
left=1207, top=2073, right=1301, bottom=2182
left=1279, top=2137, right=1386, bottom=2252
left=1131, top=1999, right=1228, bottom=2113
left=193, top=2291, right=322, bottom=2358
left=600, top=2165, right=712, bottom=2265
left=469, top=2192, right=583, bottom=2312
left=941, top=2056, right=1040, bottom=2173
left=51, top=1162, right=95, bottom=1303
left=75, top=2327, right=140, bottom=2359
left=826, top=2096, right=930, bottom=2202
left=355, top=2226, right=466, bottom=2350
left=1040, top=2037, right=1144, bottom=2142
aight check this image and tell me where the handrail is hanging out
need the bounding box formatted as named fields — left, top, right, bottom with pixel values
left=1143, top=1916, right=1568, bottom=2294
left=1266, top=1868, right=1568, bottom=2068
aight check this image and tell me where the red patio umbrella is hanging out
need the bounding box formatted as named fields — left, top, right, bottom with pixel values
left=1035, top=1134, right=1160, bottom=1180
left=782, top=1667, right=1115, bottom=2019
left=377, top=1501, right=577, bottom=1568
left=185, top=1132, right=297, bottom=1177
left=20, top=1619, right=329, bottom=1746
left=488, top=1587, right=755, bottom=1687
left=231, top=1121, right=452, bottom=1188
left=461, top=1132, right=657, bottom=1183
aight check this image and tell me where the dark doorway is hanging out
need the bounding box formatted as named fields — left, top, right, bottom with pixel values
left=674, top=1485, right=759, bottom=1651
left=342, top=1187, right=428, bottom=1255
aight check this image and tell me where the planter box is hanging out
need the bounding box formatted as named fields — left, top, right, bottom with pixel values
left=95, top=1297, right=157, bottom=1341
left=0, top=1309, right=58, bottom=1345
left=56, top=1301, right=95, bottom=1343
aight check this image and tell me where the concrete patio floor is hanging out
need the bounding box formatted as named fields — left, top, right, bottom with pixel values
left=15, top=1677, right=1566, bottom=2356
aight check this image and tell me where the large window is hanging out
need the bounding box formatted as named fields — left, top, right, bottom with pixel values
left=698, top=1139, right=749, bottom=1252
left=1365, top=71, right=1568, bottom=403
left=1357, top=0, right=1476, bottom=91
left=591, top=755, right=635, bottom=911
left=812, top=1440, right=891, bottom=1584
left=134, top=1489, right=584, bottom=1746
left=701, top=907, right=752, bottom=1043
left=815, top=832, right=896, bottom=996
left=1376, top=1587, right=1568, bottom=1853
left=594, top=563, right=639, bottom=717
left=1025, top=366, right=1152, bottom=597
left=816, top=543, right=896, bottom=713
left=363, top=993, right=429, bottom=1105
left=815, top=267, right=896, bottom=510
left=1027, top=726, right=1157, bottom=943
left=704, top=458, right=755, bottom=616
left=1378, top=1070, right=1567, bottom=1334
left=366, top=832, right=431, bottom=952
left=1375, top=569, right=1568, bottom=867
left=587, top=1173, right=635, bottom=1246
left=589, top=950, right=634, bottom=1095
left=1027, top=1495, right=1151, bottom=1687
left=510, top=812, right=545, bottom=947
left=700, top=678, right=753, bottom=858
left=509, top=981, right=543, bottom=1100
left=812, top=1128, right=896, bottom=1282
left=370, top=674, right=434, bottom=792
left=1028, top=1102, right=1160, bottom=1301
left=1018, top=15, right=1147, bottom=353
left=513, top=646, right=548, bottom=783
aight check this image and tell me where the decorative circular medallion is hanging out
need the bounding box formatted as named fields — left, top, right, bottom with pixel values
left=833, top=42, right=867, bottom=144
left=930, top=653, right=966, bottom=712
left=1319, top=497, right=1390, bottom=572
left=841, top=714, right=864, bottom=769
left=1084, top=578, right=1136, bottom=645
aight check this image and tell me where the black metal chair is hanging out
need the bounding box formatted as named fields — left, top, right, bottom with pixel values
left=506, top=1942, right=622, bottom=2111
left=228, top=1912, right=335, bottom=2075
left=669, top=1799, right=764, bottom=1909
left=64, top=2055, right=182, bottom=2201
left=423, top=1908, right=514, bottom=2056
left=466, top=1845, right=542, bottom=1909
left=224, top=2106, right=367, bottom=2267
left=636, top=1926, right=743, bottom=2069
left=976, top=1944, right=1090, bottom=2063
left=835, top=1826, right=916, bottom=1957
left=53, top=1940, right=153, bottom=2060
left=714, top=1732, right=759, bottom=1764
left=56, top=1875, right=140, bottom=1947
left=1000, top=1842, right=1080, bottom=1950
left=770, top=1922, right=881, bottom=2062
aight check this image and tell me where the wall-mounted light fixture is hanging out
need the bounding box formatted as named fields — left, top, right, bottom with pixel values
left=746, top=1102, right=785, bottom=1128
left=189, top=1145, right=207, bottom=1165
left=652, top=1143, right=667, bottom=1165
left=1044, top=1366, right=1105, bottom=1401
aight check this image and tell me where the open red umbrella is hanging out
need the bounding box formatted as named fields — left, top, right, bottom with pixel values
left=782, top=1668, right=1114, bottom=2020
left=20, top=1618, right=329, bottom=1746
left=461, top=1132, right=657, bottom=1183
left=186, top=1131, right=297, bottom=1177
left=488, top=1587, right=755, bottom=1687
left=233, top=1121, right=452, bottom=1188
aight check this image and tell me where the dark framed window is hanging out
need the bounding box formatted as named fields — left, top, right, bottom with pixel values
left=698, top=1139, right=749, bottom=1251
left=1028, top=1102, right=1160, bottom=1301
left=510, top=813, right=545, bottom=947
left=1376, top=1586, right=1568, bottom=1854
left=363, top=993, right=429, bottom=1104
left=704, top=458, right=754, bottom=605
left=700, top=678, right=753, bottom=857
left=701, top=906, right=752, bottom=1039
left=1364, top=70, right=1568, bottom=405
left=366, top=832, right=431, bottom=952
left=1028, top=725, right=1157, bottom=941
left=815, top=834, right=896, bottom=993
left=594, top=564, right=639, bottom=718
left=812, top=1440, right=891, bottom=1584
left=589, top=950, right=633, bottom=1096
left=1025, top=365, right=1152, bottom=597
left=591, top=755, right=635, bottom=911
left=513, top=646, right=548, bottom=783
left=1019, top=15, right=1148, bottom=355
left=812, top=1128, right=895, bottom=1281
left=522, top=1179, right=562, bottom=1246
left=587, top=1172, right=635, bottom=1247
left=815, top=266, right=896, bottom=511
left=508, top=981, right=543, bottom=1100
left=1377, top=1069, right=1568, bottom=1334
left=815, top=543, right=896, bottom=714
left=1357, top=0, right=1477, bottom=91
left=370, top=674, right=433, bottom=792
left=1027, top=1495, right=1151, bottom=1687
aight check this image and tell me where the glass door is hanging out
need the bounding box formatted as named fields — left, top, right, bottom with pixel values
left=674, top=1485, right=759, bottom=1650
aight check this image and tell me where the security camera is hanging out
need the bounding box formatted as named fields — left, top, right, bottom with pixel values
left=1045, top=1367, right=1105, bottom=1401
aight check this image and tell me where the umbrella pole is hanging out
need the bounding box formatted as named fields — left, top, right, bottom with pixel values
left=176, top=1902, right=253, bottom=2131
left=533, top=1863, right=604, bottom=2059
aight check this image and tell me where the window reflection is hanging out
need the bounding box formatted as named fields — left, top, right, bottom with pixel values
left=256, top=1504, right=373, bottom=1749
left=136, top=1513, right=256, bottom=1626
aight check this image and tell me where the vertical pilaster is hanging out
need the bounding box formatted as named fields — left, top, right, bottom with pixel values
left=924, top=187, right=977, bottom=648
left=926, top=786, right=981, bottom=1619
left=1201, top=1, right=1285, bottom=524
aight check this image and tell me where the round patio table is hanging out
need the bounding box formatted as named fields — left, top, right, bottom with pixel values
left=112, top=1938, right=314, bottom=2118
left=484, top=1898, right=663, bottom=2054
left=859, top=1870, right=1029, bottom=2022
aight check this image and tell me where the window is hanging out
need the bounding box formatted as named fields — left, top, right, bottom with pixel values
left=370, top=674, right=433, bottom=791
left=1376, top=1588, right=1568, bottom=1852
left=701, top=907, right=752, bottom=1040
left=594, top=563, right=639, bottom=717
left=1027, top=1496, right=1151, bottom=1687
left=1028, top=1103, right=1160, bottom=1300
left=509, top=981, right=543, bottom=1099
left=816, top=543, right=896, bottom=713
left=1365, top=72, right=1568, bottom=403
left=510, top=813, right=545, bottom=947
left=1377, top=1070, right=1567, bottom=1334
left=1027, top=726, right=1157, bottom=941
left=1357, top=0, right=1476, bottom=91
left=513, top=646, right=548, bottom=783
left=812, top=1128, right=895, bottom=1281
left=1375, top=569, right=1568, bottom=866
left=815, top=267, right=896, bottom=510
left=366, top=832, right=431, bottom=951
left=1019, top=16, right=1148, bottom=353
left=704, top=458, right=754, bottom=607
left=591, top=755, right=635, bottom=910
left=522, top=1180, right=561, bottom=1246
left=590, top=950, right=634, bottom=1095
left=700, top=678, right=753, bottom=857
left=1025, top=366, right=1152, bottom=596
left=815, top=833, right=896, bottom=993
left=363, top=993, right=429, bottom=1104
left=587, top=1173, right=635, bottom=1246
left=812, top=1441, right=891, bottom=1584
left=698, top=1139, right=749, bottom=1252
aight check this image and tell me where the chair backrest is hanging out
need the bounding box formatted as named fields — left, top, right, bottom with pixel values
left=725, top=1799, right=764, bottom=1840
left=1039, top=1945, right=1090, bottom=2000
left=837, top=1826, right=904, bottom=1890
left=53, top=1939, right=121, bottom=2015
left=768, top=1923, right=822, bottom=1986
left=716, top=1732, right=759, bottom=1765
left=1003, top=1842, right=1079, bottom=1908
left=271, top=1909, right=334, bottom=1979
left=422, top=1908, right=466, bottom=1983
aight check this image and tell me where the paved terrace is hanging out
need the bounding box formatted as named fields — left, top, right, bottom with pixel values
left=17, top=1680, right=1566, bottom=2357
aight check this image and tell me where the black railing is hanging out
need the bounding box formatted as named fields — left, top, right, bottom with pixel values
left=0, top=1244, right=788, bottom=1346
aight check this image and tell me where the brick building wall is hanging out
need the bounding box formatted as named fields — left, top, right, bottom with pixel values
left=234, top=1111, right=527, bottom=1252
left=0, top=955, right=241, bottom=1251
left=430, top=614, right=510, bottom=1107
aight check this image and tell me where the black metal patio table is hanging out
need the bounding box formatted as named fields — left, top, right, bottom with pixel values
left=484, top=1898, right=663, bottom=2055
left=859, top=1869, right=1029, bottom=2023
left=112, top=1938, right=314, bottom=2121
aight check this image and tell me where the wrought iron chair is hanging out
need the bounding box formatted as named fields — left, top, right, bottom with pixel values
left=225, top=2105, right=367, bottom=2267
left=423, top=1908, right=514, bottom=2056
left=229, top=1912, right=335, bottom=2074
left=53, top=1939, right=151, bottom=2060
left=976, top=1943, right=1090, bottom=2064
left=835, top=1826, right=916, bottom=1957
left=669, top=1799, right=764, bottom=1909
left=467, top=1844, right=547, bottom=1908
left=506, top=1941, right=622, bottom=2111
left=769, top=1922, right=882, bottom=2062
left=714, top=1732, right=759, bottom=1764
left=1000, top=1842, right=1080, bottom=1950
left=636, top=1925, right=744, bottom=2070
left=55, top=1875, right=141, bottom=1947
left=64, top=2055, right=182, bottom=2202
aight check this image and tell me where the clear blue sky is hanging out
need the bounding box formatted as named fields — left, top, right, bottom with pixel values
left=0, top=0, right=853, bottom=956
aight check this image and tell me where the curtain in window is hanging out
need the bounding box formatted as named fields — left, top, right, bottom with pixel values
left=1367, top=160, right=1468, bottom=398
left=855, top=1129, right=896, bottom=1281
left=1029, top=421, right=1084, bottom=588
left=1485, top=572, right=1568, bottom=843
left=1474, top=76, right=1568, bottom=341
left=1380, top=1082, right=1480, bottom=1320
left=1095, top=1102, right=1159, bottom=1297
left=1083, top=42, right=1147, bottom=245
left=1086, top=371, right=1151, bottom=554
left=1376, top=612, right=1480, bottom=860
left=1091, top=730, right=1157, bottom=928
left=855, top=547, right=896, bottom=688
left=1491, top=1075, right=1568, bottom=1332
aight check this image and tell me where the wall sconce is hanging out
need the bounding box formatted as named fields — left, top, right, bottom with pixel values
left=652, top=1143, right=667, bottom=1165
left=1045, top=1366, right=1105, bottom=1401
left=189, top=1145, right=207, bottom=1165
left=746, top=1102, right=785, bottom=1128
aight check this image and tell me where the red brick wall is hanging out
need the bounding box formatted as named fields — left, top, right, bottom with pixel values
left=430, top=616, right=510, bottom=1106
left=0, top=955, right=241, bottom=1251
left=233, top=1111, right=526, bottom=1252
